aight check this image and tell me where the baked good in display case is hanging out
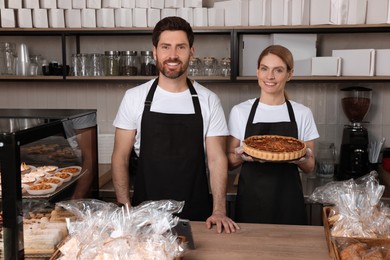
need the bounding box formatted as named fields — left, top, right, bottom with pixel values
left=19, top=162, right=84, bottom=197
left=57, top=166, right=82, bottom=177
left=243, top=135, right=306, bottom=161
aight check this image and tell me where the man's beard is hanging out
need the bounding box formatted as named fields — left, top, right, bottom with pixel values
left=156, top=57, right=188, bottom=79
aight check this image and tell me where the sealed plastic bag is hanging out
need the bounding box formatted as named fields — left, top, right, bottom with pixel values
left=55, top=199, right=186, bottom=259
left=309, top=171, right=390, bottom=238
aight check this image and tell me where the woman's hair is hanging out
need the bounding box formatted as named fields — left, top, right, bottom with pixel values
left=257, top=45, right=294, bottom=72
left=152, top=16, right=194, bottom=48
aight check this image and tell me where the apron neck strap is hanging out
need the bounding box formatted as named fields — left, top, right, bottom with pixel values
left=144, top=78, right=201, bottom=114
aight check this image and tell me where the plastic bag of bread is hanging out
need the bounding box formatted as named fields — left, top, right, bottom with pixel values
left=335, top=237, right=390, bottom=260
left=308, top=171, right=390, bottom=238
left=54, top=199, right=187, bottom=259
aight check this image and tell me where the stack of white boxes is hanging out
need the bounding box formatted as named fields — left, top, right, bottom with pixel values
left=240, top=34, right=317, bottom=76
left=0, top=0, right=206, bottom=28
left=2, top=0, right=390, bottom=29
left=1, top=0, right=389, bottom=76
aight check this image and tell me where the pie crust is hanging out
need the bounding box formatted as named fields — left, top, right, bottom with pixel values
left=243, top=135, right=306, bottom=161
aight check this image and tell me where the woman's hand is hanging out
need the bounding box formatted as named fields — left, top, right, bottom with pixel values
left=234, top=146, right=268, bottom=163
left=291, top=147, right=313, bottom=165
left=234, top=146, right=254, bottom=162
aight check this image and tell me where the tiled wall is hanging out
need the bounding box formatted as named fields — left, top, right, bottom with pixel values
left=1, top=81, right=389, bottom=162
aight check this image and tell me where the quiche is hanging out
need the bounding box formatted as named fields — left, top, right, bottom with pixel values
left=243, top=135, right=306, bottom=161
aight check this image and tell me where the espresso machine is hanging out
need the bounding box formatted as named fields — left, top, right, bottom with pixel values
left=337, top=86, right=372, bottom=180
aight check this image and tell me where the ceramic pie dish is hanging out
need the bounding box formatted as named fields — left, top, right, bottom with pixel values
left=243, top=135, right=306, bottom=161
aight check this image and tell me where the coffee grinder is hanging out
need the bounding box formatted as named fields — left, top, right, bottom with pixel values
left=337, top=86, right=372, bottom=180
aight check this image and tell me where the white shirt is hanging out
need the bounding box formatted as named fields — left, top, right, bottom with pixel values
left=113, top=79, right=229, bottom=155
left=228, top=98, right=320, bottom=144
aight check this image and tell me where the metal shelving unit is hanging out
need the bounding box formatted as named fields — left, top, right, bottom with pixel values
left=1, top=24, right=390, bottom=82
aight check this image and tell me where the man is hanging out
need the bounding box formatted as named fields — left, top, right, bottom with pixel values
left=111, top=16, right=239, bottom=234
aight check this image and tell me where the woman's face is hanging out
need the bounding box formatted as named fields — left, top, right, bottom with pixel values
left=256, top=53, right=293, bottom=96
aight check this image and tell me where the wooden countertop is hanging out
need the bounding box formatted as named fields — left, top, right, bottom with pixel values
left=183, top=222, right=330, bottom=260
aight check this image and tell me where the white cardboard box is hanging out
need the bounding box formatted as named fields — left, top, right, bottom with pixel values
left=33, top=9, right=48, bottom=28
left=249, top=0, right=270, bottom=26
left=48, top=9, right=65, bottom=28
left=161, top=8, right=176, bottom=19
left=271, top=0, right=289, bottom=26
left=136, top=0, right=149, bottom=8
left=39, top=0, right=56, bottom=9
left=291, top=0, right=310, bottom=25
left=103, top=0, right=121, bottom=8
left=375, top=49, right=390, bottom=76
left=332, top=49, right=375, bottom=76
left=0, top=0, right=4, bottom=8
left=240, top=35, right=271, bottom=76
left=73, top=0, right=86, bottom=9
left=330, top=0, right=367, bottom=24
left=366, top=0, right=388, bottom=24
left=115, top=8, right=132, bottom=27
left=347, top=0, right=367, bottom=24
left=310, top=0, right=331, bottom=25
left=165, top=0, right=183, bottom=8
left=122, top=0, right=135, bottom=8
left=294, top=58, right=312, bottom=76
left=271, top=34, right=317, bottom=60
left=87, top=0, right=102, bottom=9
left=177, top=8, right=193, bottom=26
left=1, top=9, right=15, bottom=27
left=65, top=9, right=81, bottom=28
left=214, top=0, right=249, bottom=26
left=150, top=0, right=164, bottom=9
left=81, top=8, right=96, bottom=27
left=330, top=0, right=367, bottom=25
left=311, top=57, right=341, bottom=76
left=193, top=7, right=208, bottom=27
left=207, top=8, right=224, bottom=26
left=97, top=8, right=115, bottom=27
left=147, top=8, right=161, bottom=27
left=17, top=9, right=32, bottom=28
left=23, top=0, right=39, bottom=9
left=184, top=0, right=202, bottom=8
left=58, top=0, right=72, bottom=9
left=7, top=0, right=22, bottom=9
left=133, top=8, right=147, bottom=27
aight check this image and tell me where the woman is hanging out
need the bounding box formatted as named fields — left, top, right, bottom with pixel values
left=227, top=45, right=319, bottom=225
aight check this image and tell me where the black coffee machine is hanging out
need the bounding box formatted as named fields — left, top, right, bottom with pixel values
left=337, top=86, right=372, bottom=180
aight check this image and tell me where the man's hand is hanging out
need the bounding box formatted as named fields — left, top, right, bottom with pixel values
left=205, top=210, right=240, bottom=234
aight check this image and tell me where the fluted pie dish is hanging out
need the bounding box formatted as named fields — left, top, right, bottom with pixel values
left=243, top=135, right=306, bottom=161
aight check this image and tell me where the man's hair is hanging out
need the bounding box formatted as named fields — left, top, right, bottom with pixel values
left=152, top=16, right=194, bottom=48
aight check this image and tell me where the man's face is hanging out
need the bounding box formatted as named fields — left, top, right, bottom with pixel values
left=153, top=30, right=194, bottom=79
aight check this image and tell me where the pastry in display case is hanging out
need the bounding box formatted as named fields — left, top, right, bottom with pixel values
left=0, top=109, right=99, bottom=259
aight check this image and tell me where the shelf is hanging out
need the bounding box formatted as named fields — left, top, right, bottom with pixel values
left=2, top=24, right=390, bottom=83
left=237, top=76, right=390, bottom=82
left=1, top=24, right=390, bottom=34
left=0, top=75, right=232, bottom=82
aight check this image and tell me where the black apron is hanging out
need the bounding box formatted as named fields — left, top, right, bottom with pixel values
left=132, top=78, right=212, bottom=221
left=235, top=98, right=307, bottom=225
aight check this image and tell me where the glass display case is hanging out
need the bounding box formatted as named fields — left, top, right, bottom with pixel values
left=0, top=109, right=99, bottom=259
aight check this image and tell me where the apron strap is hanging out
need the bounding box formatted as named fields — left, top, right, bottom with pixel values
left=285, top=99, right=296, bottom=123
left=144, top=78, right=159, bottom=112
left=144, top=77, right=201, bottom=115
left=245, top=98, right=259, bottom=133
